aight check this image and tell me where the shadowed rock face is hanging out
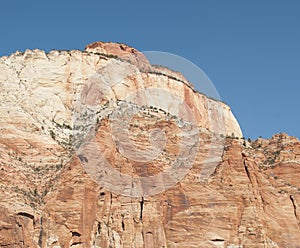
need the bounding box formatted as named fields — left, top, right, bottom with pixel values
left=0, top=42, right=299, bottom=248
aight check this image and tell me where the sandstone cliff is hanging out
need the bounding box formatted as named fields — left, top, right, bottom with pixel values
left=0, top=42, right=299, bottom=248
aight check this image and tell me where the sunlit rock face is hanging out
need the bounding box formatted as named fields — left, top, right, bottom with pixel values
left=4, top=43, right=300, bottom=248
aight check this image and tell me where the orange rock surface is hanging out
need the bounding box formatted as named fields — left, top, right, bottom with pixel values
left=0, top=42, right=299, bottom=248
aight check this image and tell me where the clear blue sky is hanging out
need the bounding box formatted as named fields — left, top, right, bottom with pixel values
left=1, top=0, right=299, bottom=140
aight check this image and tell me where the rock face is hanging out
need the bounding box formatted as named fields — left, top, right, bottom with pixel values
left=0, top=42, right=299, bottom=247
left=85, top=41, right=152, bottom=72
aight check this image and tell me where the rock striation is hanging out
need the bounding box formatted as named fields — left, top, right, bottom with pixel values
left=0, top=42, right=299, bottom=247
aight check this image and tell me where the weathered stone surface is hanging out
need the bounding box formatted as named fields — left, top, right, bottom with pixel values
left=0, top=42, right=299, bottom=248
left=84, top=41, right=152, bottom=72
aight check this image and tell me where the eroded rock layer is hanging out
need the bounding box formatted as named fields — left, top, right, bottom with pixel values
left=0, top=43, right=299, bottom=248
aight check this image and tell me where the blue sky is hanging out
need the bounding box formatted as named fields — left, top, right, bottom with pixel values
left=1, top=0, right=299, bottom=139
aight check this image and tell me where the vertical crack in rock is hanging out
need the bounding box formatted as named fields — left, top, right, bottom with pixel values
left=38, top=217, right=43, bottom=247
left=121, top=216, right=125, bottom=231
left=97, top=222, right=101, bottom=236
left=140, top=197, right=144, bottom=221
left=290, top=195, right=300, bottom=227
left=243, top=158, right=266, bottom=207
left=243, top=157, right=252, bottom=184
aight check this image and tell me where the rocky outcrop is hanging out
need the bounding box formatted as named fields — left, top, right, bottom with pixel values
left=0, top=42, right=299, bottom=247
left=84, top=41, right=152, bottom=72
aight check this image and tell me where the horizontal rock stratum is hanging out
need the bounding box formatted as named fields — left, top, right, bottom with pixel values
left=0, top=42, right=299, bottom=247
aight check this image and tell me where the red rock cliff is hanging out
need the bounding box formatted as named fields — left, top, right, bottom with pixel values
left=0, top=42, right=299, bottom=248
